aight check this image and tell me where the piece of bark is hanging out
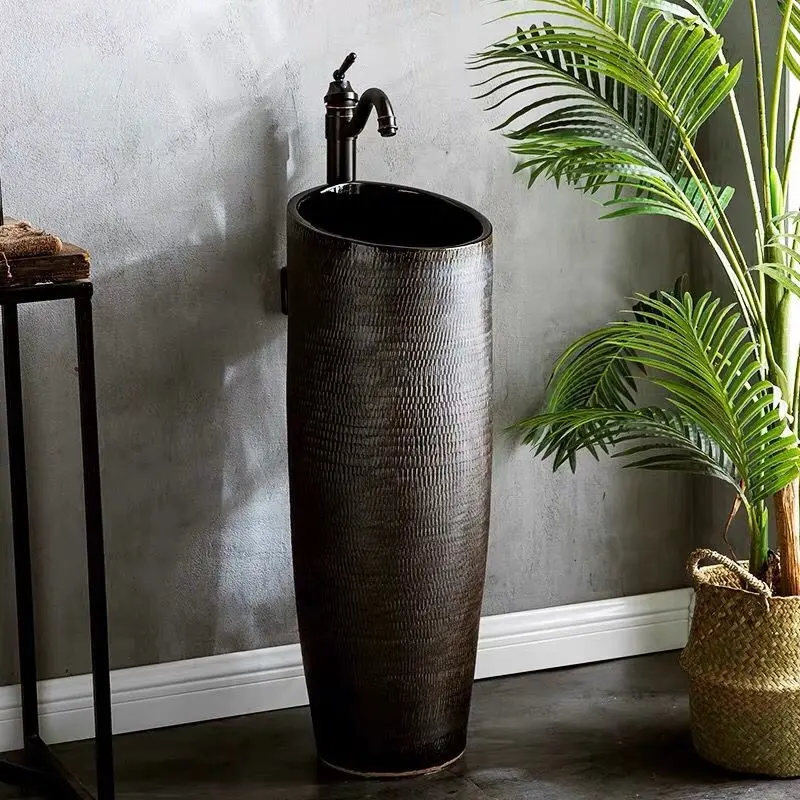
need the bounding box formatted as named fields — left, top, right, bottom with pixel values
left=0, top=218, right=89, bottom=286
left=0, top=220, right=63, bottom=259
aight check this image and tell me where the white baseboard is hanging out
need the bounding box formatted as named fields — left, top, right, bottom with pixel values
left=0, top=587, right=692, bottom=753
left=475, top=587, right=691, bottom=679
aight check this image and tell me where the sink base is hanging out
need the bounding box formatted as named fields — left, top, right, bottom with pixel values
left=320, top=750, right=465, bottom=779
left=286, top=182, right=493, bottom=776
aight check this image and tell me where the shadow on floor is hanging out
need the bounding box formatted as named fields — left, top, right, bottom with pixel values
left=2, top=652, right=795, bottom=800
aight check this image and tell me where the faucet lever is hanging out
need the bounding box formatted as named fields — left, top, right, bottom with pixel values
left=333, top=52, right=357, bottom=83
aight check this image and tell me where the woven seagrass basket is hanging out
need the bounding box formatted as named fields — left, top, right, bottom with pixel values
left=681, top=548, right=800, bottom=777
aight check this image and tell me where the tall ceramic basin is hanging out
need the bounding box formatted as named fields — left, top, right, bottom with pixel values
left=286, top=181, right=493, bottom=776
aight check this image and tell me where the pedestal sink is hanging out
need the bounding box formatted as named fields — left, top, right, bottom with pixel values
left=285, top=180, right=493, bottom=777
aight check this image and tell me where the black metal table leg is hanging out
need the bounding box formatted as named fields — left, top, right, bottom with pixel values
left=1, top=302, right=41, bottom=748
left=0, top=283, right=115, bottom=800
left=75, top=293, right=115, bottom=800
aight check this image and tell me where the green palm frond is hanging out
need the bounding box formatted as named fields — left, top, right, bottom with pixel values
left=663, top=0, right=734, bottom=28
left=599, top=176, right=734, bottom=224
left=518, top=292, right=800, bottom=507
left=534, top=276, right=687, bottom=468
left=533, top=327, right=639, bottom=468
left=751, top=261, right=800, bottom=301
left=526, top=406, right=738, bottom=485
left=779, top=0, right=800, bottom=79
left=472, top=0, right=740, bottom=230
left=750, top=222, right=800, bottom=301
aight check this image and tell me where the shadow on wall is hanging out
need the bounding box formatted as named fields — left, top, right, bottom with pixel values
left=89, top=105, right=296, bottom=670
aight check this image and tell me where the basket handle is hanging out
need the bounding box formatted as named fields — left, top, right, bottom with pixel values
left=687, top=548, right=772, bottom=598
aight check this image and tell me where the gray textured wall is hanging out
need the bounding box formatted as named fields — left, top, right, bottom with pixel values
left=0, top=0, right=692, bottom=685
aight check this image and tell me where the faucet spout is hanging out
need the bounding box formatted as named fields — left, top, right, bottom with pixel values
left=324, top=54, right=397, bottom=184
left=347, top=89, right=398, bottom=138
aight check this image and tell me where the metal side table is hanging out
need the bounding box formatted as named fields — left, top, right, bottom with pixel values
left=0, top=281, right=115, bottom=799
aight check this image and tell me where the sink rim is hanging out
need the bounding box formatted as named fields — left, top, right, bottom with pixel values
left=288, top=181, right=492, bottom=251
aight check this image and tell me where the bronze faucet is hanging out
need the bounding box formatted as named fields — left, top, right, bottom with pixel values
left=324, top=53, right=397, bottom=184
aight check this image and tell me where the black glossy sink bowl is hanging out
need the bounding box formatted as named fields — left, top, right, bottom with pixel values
left=290, top=181, right=490, bottom=248
left=285, top=180, right=493, bottom=777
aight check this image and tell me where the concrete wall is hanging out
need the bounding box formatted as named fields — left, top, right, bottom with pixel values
left=0, top=0, right=692, bottom=685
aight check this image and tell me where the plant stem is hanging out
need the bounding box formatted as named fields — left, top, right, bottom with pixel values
left=746, top=1, right=800, bottom=595
left=792, top=219, right=800, bottom=425
left=748, top=500, right=769, bottom=576
left=724, top=84, right=764, bottom=252
left=680, top=152, right=782, bottom=385
left=793, top=346, right=800, bottom=434
left=775, top=480, right=800, bottom=594
left=773, top=290, right=797, bottom=398
left=701, top=45, right=764, bottom=333
left=769, top=1, right=793, bottom=174
left=746, top=0, right=772, bottom=223
left=782, top=97, right=800, bottom=198
left=685, top=142, right=752, bottom=281
left=681, top=150, right=755, bottom=294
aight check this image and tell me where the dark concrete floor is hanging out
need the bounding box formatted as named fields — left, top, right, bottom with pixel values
left=1, top=651, right=797, bottom=799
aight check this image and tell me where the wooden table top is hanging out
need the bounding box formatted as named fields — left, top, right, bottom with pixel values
left=2, top=242, right=90, bottom=287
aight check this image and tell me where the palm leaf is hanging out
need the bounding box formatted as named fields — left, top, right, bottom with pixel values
left=779, top=0, right=800, bottom=79
left=524, top=406, right=739, bottom=487
left=749, top=223, right=800, bottom=302
left=648, top=0, right=734, bottom=29
left=518, top=291, right=800, bottom=507
left=677, top=0, right=734, bottom=27
left=472, top=0, right=739, bottom=230
left=533, top=276, right=687, bottom=468
left=750, top=262, right=800, bottom=302
left=600, top=176, right=734, bottom=224
left=533, top=327, right=639, bottom=468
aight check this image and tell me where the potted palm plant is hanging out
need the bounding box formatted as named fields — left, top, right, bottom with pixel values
left=476, top=0, right=800, bottom=777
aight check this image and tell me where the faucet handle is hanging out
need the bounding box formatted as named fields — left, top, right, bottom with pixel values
left=333, top=52, right=357, bottom=82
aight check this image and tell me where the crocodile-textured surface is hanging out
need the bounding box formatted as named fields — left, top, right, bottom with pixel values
left=286, top=184, right=493, bottom=776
